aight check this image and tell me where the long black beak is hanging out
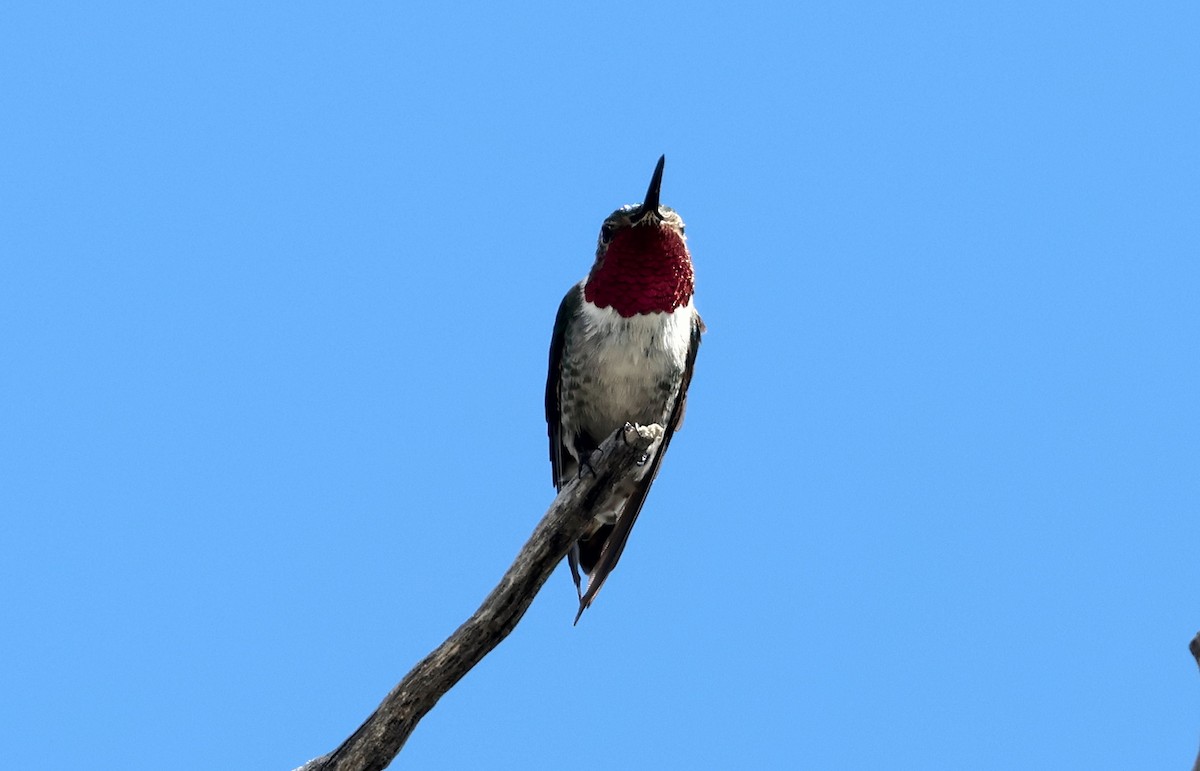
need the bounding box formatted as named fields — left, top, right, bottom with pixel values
left=634, top=155, right=666, bottom=223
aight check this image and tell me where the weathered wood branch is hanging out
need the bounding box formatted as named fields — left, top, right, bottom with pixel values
left=294, top=422, right=665, bottom=771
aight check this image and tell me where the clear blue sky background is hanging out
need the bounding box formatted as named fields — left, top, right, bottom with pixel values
left=3, top=2, right=1197, bottom=769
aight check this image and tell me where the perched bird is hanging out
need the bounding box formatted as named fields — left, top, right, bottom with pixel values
left=545, top=155, right=703, bottom=623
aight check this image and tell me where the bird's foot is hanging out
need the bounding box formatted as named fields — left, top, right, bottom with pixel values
left=620, top=422, right=663, bottom=466
left=576, top=449, right=601, bottom=480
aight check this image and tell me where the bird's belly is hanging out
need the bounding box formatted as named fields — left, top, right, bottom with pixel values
left=573, top=367, right=678, bottom=439
left=562, top=303, right=691, bottom=447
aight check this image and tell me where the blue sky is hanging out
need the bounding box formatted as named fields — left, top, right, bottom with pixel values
left=3, top=2, right=1198, bottom=768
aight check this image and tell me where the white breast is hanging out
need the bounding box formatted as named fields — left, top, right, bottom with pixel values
left=562, top=296, right=696, bottom=443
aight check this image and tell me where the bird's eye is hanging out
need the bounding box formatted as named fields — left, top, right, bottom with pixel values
left=600, top=223, right=617, bottom=243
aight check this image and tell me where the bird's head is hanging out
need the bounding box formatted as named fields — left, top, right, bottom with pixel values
left=584, top=155, right=694, bottom=317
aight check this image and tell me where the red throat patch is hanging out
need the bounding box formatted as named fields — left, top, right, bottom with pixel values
left=583, top=225, right=694, bottom=317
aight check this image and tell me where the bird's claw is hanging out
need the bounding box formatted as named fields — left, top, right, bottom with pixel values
left=576, top=449, right=601, bottom=480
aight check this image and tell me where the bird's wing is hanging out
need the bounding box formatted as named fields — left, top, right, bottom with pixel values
left=546, top=282, right=584, bottom=490
left=575, top=311, right=703, bottom=623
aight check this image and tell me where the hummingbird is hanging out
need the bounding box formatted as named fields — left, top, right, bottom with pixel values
left=545, top=155, right=703, bottom=623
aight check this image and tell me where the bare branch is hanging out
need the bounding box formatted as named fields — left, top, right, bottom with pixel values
left=294, top=422, right=665, bottom=771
